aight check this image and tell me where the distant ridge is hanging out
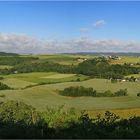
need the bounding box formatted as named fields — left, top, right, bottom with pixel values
left=0, top=52, right=19, bottom=56
left=62, top=52, right=140, bottom=56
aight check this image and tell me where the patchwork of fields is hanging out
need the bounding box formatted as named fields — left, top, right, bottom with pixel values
left=0, top=73, right=140, bottom=113
left=1, top=54, right=140, bottom=118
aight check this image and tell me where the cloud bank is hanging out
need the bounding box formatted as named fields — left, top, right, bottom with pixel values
left=0, top=33, right=140, bottom=54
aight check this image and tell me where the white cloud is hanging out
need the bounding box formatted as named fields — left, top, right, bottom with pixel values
left=79, top=28, right=90, bottom=33
left=0, top=33, right=140, bottom=54
left=93, top=20, right=106, bottom=28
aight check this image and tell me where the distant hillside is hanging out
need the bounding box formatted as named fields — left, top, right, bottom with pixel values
left=62, top=52, right=140, bottom=56
left=0, top=52, right=19, bottom=56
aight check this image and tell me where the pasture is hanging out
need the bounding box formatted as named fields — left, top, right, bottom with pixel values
left=3, top=72, right=89, bottom=85
left=35, top=54, right=96, bottom=65
left=0, top=78, right=140, bottom=115
left=0, top=54, right=140, bottom=118
left=111, top=56, right=140, bottom=64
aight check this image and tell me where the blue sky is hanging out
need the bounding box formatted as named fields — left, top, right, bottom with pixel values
left=0, top=1, right=140, bottom=40
left=0, top=1, right=140, bottom=54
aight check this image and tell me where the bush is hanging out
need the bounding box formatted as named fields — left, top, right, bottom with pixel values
left=137, top=92, right=140, bottom=97
left=114, top=89, right=128, bottom=96
left=0, top=77, right=4, bottom=80
left=0, top=94, right=6, bottom=98
left=59, top=86, right=96, bottom=97
left=60, top=86, right=128, bottom=97
left=96, top=90, right=114, bottom=97
left=111, top=79, right=117, bottom=83
left=0, top=82, right=12, bottom=90
left=76, top=78, right=80, bottom=81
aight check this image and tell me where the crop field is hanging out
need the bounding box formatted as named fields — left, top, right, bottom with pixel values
left=3, top=72, right=89, bottom=84
left=42, top=73, right=76, bottom=79
left=0, top=54, right=140, bottom=118
left=0, top=78, right=140, bottom=115
left=0, top=78, right=36, bottom=89
left=88, top=108, right=140, bottom=119
left=111, top=56, right=140, bottom=64
left=35, top=54, right=96, bottom=65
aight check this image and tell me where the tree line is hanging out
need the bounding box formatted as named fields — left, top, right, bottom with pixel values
left=59, top=86, right=128, bottom=97
left=0, top=56, right=140, bottom=80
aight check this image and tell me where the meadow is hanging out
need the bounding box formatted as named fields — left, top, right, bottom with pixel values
left=0, top=76, right=140, bottom=113
left=110, top=56, right=140, bottom=64
left=3, top=72, right=89, bottom=84
left=0, top=54, right=140, bottom=118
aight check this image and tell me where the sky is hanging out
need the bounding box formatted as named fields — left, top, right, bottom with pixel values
left=0, top=1, right=140, bottom=54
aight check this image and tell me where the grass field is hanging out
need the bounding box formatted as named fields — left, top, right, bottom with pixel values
left=0, top=78, right=140, bottom=115
left=36, top=55, right=140, bottom=65
left=111, top=56, right=140, bottom=64
left=1, top=54, right=140, bottom=118
left=35, top=54, right=96, bottom=65
left=0, top=78, right=36, bottom=89
left=88, top=108, right=140, bottom=119
left=125, top=73, right=140, bottom=78
left=3, top=72, right=89, bottom=85
left=42, top=73, right=76, bottom=79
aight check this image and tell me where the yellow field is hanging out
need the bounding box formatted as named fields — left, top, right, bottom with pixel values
left=88, top=108, right=140, bottom=119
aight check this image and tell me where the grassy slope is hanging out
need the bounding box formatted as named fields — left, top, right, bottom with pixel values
left=0, top=78, right=36, bottom=89
left=0, top=54, right=140, bottom=118
left=0, top=78, right=140, bottom=112
left=3, top=72, right=89, bottom=84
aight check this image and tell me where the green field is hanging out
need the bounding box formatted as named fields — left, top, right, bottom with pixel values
left=3, top=72, right=89, bottom=85
left=0, top=54, right=140, bottom=118
left=35, top=54, right=96, bottom=65
left=111, top=56, right=140, bottom=64
left=125, top=73, right=140, bottom=78
left=0, top=76, right=140, bottom=112
left=36, top=55, right=140, bottom=65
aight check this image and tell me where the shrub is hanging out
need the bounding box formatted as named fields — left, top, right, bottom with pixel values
left=114, top=89, right=128, bottom=96
left=0, top=77, right=4, bottom=80
left=0, top=94, right=6, bottom=98
left=111, top=79, right=117, bottom=83
left=60, top=87, right=128, bottom=97
left=137, top=92, right=140, bottom=97
left=76, top=78, right=80, bottom=81
left=0, top=82, right=12, bottom=90
left=59, top=86, right=96, bottom=97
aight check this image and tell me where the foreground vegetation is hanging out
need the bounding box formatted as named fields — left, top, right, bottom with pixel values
left=0, top=100, right=140, bottom=138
